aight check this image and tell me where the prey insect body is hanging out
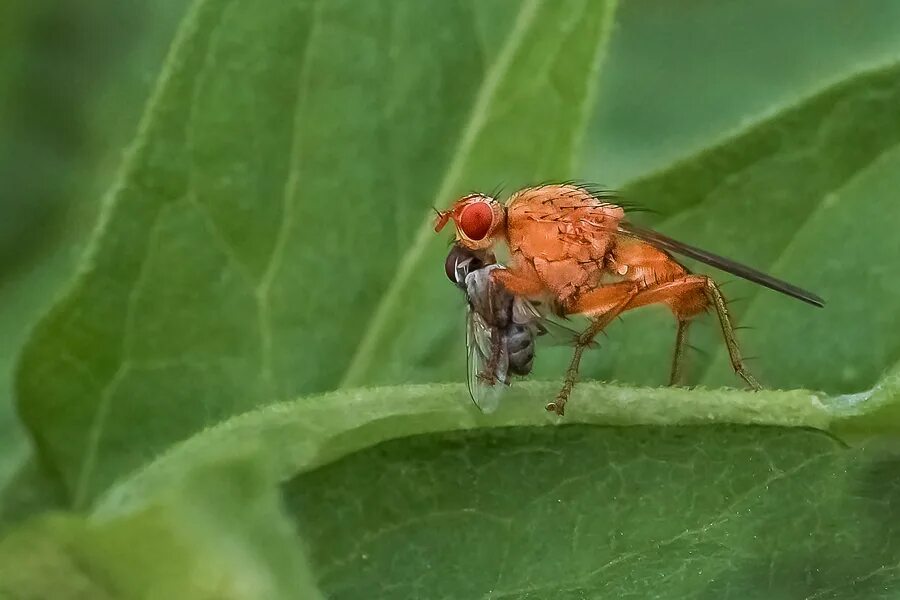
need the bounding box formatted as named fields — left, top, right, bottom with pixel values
left=445, top=243, right=581, bottom=413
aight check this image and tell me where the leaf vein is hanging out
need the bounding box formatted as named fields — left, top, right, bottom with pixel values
left=338, top=0, right=545, bottom=388
left=73, top=206, right=169, bottom=508
left=256, top=0, right=323, bottom=398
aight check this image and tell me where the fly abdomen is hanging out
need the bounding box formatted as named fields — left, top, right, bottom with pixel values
left=506, top=323, right=535, bottom=376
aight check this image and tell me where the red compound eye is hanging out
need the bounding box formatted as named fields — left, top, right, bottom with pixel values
left=458, top=202, right=493, bottom=241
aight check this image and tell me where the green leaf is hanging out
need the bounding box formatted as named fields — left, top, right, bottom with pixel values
left=289, top=429, right=896, bottom=599
left=0, top=453, right=322, bottom=600
left=94, top=382, right=900, bottom=598
left=289, top=427, right=900, bottom=599
left=591, top=61, right=900, bottom=394
left=587, top=0, right=900, bottom=182
left=15, top=0, right=618, bottom=507
left=0, top=258, right=66, bottom=485
left=0, top=0, right=184, bottom=508
left=5, top=4, right=900, bottom=599
left=0, top=456, right=66, bottom=534
left=92, top=382, right=834, bottom=512
left=8, top=2, right=900, bottom=597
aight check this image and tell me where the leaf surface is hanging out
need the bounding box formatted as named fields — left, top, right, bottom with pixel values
left=6, top=3, right=900, bottom=598
left=15, top=0, right=618, bottom=506
left=594, top=62, right=900, bottom=393
left=90, top=381, right=900, bottom=599
left=290, top=427, right=898, bottom=600
left=586, top=0, right=900, bottom=182
left=0, top=0, right=184, bottom=491
left=0, top=454, right=321, bottom=600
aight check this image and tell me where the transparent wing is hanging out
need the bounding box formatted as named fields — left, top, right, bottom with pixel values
left=466, top=310, right=508, bottom=414
left=511, top=297, right=591, bottom=348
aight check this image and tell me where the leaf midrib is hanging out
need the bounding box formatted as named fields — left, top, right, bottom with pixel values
left=95, top=381, right=850, bottom=516
left=338, top=0, right=544, bottom=388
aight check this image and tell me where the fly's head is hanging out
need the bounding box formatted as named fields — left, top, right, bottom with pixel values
left=434, top=194, right=506, bottom=252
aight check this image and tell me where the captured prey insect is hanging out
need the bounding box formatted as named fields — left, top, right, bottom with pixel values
left=445, top=243, right=584, bottom=413
left=436, top=183, right=824, bottom=416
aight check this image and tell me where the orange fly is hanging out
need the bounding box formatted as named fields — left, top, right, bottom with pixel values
left=435, top=183, right=824, bottom=415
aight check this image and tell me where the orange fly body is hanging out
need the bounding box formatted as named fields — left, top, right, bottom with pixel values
left=435, top=183, right=824, bottom=415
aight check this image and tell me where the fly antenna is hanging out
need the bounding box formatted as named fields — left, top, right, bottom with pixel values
left=433, top=207, right=452, bottom=232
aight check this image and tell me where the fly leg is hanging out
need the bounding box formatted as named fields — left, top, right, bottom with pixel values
left=549, top=320, right=603, bottom=416
left=622, top=276, right=760, bottom=390
left=479, top=327, right=505, bottom=385
left=670, top=320, right=691, bottom=386
left=548, top=283, right=639, bottom=415
left=697, top=276, right=761, bottom=390
left=489, top=262, right=545, bottom=298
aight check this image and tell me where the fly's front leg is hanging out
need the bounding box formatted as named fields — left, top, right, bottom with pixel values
left=479, top=327, right=505, bottom=385
left=548, top=282, right=639, bottom=416
left=489, top=264, right=545, bottom=299
left=550, top=325, right=598, bottom=416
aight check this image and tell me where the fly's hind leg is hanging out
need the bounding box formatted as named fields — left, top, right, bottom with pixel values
left=697, top=276, right=761, bottom=390
left=670, top=319, right=691, bottom=386
left=549, top=274, right=759, bottom=415
left=626, top=276, right=760, bottom=390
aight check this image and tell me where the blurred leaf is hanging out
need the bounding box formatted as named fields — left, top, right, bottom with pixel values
left=0, top=455, right=66, bottom=534
left=0, top=249, right=73, bottom=485
left=699, top=142, right=900, bottom=391
left=15, top=0, right=618, bottom=507
left=0, top=454, right=322, bottom=600
left=583, top=62, right=900, bottom=394
left=0, top=0, right=183, bottom=494
left=586, top=0, right=900, bottom=183
left=92, top=381, right=900, bottom=598
left=6, top=1, right=900, bottom=593
left=0, top=0, right=183, bottom=269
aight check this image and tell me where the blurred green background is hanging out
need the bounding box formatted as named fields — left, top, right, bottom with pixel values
left=0, top=0, right=185, bottom=482
left=1, top=0, right=899, bottom=484
left=2, top=2, right=900, bottom=597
